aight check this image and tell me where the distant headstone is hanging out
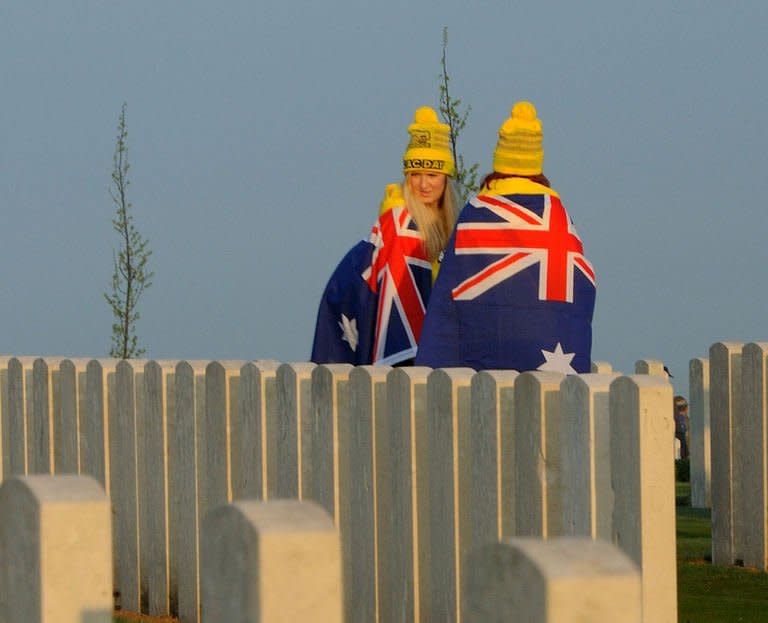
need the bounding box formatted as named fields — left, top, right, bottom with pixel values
left=634, top=359, right=667, bottom=377
left=689, top=358, right=711, bottom=508
left=591, top=361, right=613, bottom=374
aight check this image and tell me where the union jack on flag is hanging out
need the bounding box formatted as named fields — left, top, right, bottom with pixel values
left=362, top=206, right=432, bottom=365
left=452, top=193, right=595, bottom=302
left=415, top=189, right=596, bottom=373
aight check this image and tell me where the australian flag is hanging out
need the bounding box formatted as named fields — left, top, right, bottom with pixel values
left=311, top=206, right=433, bottom=366
left=415, top=190, right=596, bottom=373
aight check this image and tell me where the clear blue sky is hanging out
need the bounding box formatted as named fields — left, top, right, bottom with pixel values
left=2, top=1, right=767, bottom=394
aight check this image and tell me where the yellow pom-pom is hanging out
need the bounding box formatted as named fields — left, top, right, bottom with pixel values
left=414, top=106, right=439, bottom=124
left=512, top=101, right=537, bottom=121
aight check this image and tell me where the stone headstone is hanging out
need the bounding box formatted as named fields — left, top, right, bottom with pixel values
left=709, top=342, right=743, bottom=565
left=464, top=537, right=641, bottom=622
left=689, top=357, right=711, bottom=508
left=139, top=360, right=176, bottom=616
left=345, top=365, right=390, bottom=623
left=238, top=360, right=279, bottom=500
left=204, top=361, right=244, bottom=514
left=201, top=499, right=341, bottom=622
left=29, top=358, right=61, bottom=474
left=426, top=367, right=475, bottom=622
left=469, top=370, right=518, bottom=550
left=378, top=366, right=430, bottom=623
left=591, top=361, right=614, bottom=374
left=560, top=373, right=616, bottom=540
left=514, top=371, right=566, bottom=538
left=0, top=475, right=112, bottom=623
left=6, top=357, right=37, bottom=475
left=306, top=364, right=352, bottom=520
left=81, top=359, right=119, bottom=494
left=741, top=343, right=768, bottom=570
left=111, top=358, right=146, bottom=612
left=55, top=359, right=86, bottom=474
left=610, top=375, right=676, bottom=623
left=173, top=359, right=208, bottom=623
left=634, top=359, right=668, bottom=377
left=275, top=362, right=315, bottom=499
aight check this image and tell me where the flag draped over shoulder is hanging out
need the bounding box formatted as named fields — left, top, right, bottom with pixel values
left=311, top=206, right=432, bottom=366
left=415, top=182, right=596, bottom=373
left=310, top=240, right=377, bottom=365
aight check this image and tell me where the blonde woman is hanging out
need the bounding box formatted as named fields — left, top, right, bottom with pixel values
left=311, top=106, right=458, bottom=365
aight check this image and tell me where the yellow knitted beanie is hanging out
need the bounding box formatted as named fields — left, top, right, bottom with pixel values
left=378, top=183, right=404, bottom=215
left=402, top=107, right=455, bottom=177
left=493, top=101, right=544, bottom=176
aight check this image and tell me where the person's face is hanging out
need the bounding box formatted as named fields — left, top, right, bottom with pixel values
left=408, top=172, right=447, bottom=210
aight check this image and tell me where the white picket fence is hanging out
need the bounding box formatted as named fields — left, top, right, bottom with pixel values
left=0, top=356, right=677, bottom=622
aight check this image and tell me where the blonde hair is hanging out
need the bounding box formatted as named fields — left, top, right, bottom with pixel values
left=403, top=175, right=460, bottom=261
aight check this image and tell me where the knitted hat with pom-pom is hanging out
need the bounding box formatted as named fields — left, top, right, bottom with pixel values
left=378, top=183, right=404, bottom=215
left=493, top=101, right=544, bottom=176
left=402, top=107, right=455, bottom=176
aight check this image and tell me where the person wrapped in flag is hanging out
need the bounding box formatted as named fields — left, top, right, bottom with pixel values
left=311, top=107, right=460, bottom=366
left=415, top=101, right=596, bottom=373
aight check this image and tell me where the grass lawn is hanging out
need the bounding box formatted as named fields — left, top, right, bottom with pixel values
left=676, top=480, right=768, bottom=623
left=113, top=479, right=768, bottom=622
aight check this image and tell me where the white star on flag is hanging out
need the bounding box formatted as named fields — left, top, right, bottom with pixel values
left=338, top=314, right=358, bottom=352
left=537, top=343, right=577, bottom=374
